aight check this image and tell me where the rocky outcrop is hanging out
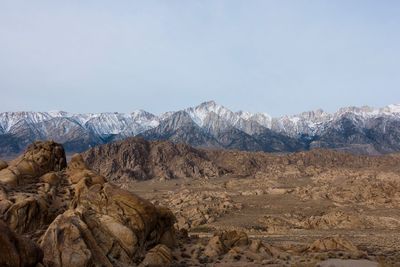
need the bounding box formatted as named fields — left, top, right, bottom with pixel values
left=0, top=141, right=68, bottom=234
left=204, top=230, right=249, bottom=257
left=308, top=237, right=361, bottom=254
left=82, top=137, right=226, bottom=181
left=152, top=189, right=242, bottom=230
left=139, top=244, right=173, bottom=267
left=0, top=141, right=66, bottom=186
left=0, top=141, right=176, bottom=267
left=81, top=137, right=400, bottom=183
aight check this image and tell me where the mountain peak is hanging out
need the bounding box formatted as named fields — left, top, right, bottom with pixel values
left=186, top=101, right=236, bottom=127
left=198, top=100, right=218, bottom=108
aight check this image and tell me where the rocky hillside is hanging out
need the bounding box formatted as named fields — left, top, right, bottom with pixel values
left=82, top=137, right=400, bottom=182
left=82, top=137, right=226, bottom=181
left=2, top=101, right=400, bottom=157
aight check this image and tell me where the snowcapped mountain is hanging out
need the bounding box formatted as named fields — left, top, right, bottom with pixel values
left=0, top=110, right=160, bottom=155
left=1, top=101, right=400, bottom=156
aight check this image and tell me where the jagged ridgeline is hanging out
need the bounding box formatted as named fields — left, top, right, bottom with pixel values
left=81, top=137, right=400, bottom=182
left=1, top=101, right=400, bottom=157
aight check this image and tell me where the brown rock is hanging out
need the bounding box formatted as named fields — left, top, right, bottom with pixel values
left=309, top=236, right=360, bottom=253
left=82, top=137, right=226, bottom=181
left=39, top=151, right=176, bottom=267
left=140, top=244, right=173, bottom=267
left=41, top=210, right=112, bottom=267
left=0, top=219, right=43, bottom=267
left=40, top=172, right=60, bottom=185
left=4, top=195, right=49, bottom=234
left=0, top=160, right=7, bottom=171
left=0, top=141, right=66, bottom=186
left=204, top=231, right=249, bottom=258
left=0, top=142, right=69, bottom=234
left=0, top=140, right=179, bottom=267
left=204, top=235, right=227, bottom=257
left=219, top=230, right=249, bottom=248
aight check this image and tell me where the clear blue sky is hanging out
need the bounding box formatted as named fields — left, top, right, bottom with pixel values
left=1, top=1, right=399, bottom=116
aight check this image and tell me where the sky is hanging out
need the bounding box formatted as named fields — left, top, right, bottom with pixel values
left=0, top=0, right=400, bottom=117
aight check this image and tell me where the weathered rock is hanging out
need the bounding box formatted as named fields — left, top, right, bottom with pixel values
left=140, top=244, right=173, bottom=267
left=204, top=235, right=227, bottom=257
left=0, top=160, right=7, bottom=171
left=204, top=231, right=249, bottom=258
left=0, top=219, right=43, bottom=267
left=0, top=141, right=66, bottom=186
left=4, top=195, right=50, bottom=234
left=153, top=189, right=239, bottom=230
left=0, top=144, right=68, bottom=235
left=82, top=137, right=226, bottom=181
left=309, top=237, right=360, bottom=253
left=39, top=152, right=176, bottom=267
left=219, top=230, right=249, bottom=248
left=40, top=210, right=113, bottom=267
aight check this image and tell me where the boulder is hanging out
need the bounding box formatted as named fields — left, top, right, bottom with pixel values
left=0, top=141, right=66, bottom=186
left=40, top=152, right=176, bottom=267
left=204, top=231, right=249, bottom=258
left=309, top=237, right=360, bottom=253
left=204, top=235, right=227, bottom=257
left=140, top=244, right=173, bottom=267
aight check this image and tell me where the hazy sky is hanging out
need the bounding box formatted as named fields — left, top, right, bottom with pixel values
left=1, top=1, right=399, bottom=116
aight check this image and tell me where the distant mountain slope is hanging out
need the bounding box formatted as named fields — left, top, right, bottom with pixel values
left=81, top=137, right=400, bottom=182
left=138, top=111, right=220, bottom=148
left=82, top=137, right=226, bottom=180
left=1, top=101, right=400, bottom=156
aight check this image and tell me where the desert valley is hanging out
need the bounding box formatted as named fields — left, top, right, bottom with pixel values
left=1, top=137, right=400, bottom=266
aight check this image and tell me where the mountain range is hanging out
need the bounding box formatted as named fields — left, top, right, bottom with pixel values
left=1, top=100, right=400, bottom=157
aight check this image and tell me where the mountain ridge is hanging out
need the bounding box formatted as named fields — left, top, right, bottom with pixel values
left=1, top=101, right=400, bottom=156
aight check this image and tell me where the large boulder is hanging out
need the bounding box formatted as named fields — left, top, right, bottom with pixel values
left=40, top=152, right=176, bottom=267
left=0, top=141, right=177, bottom=267
left=0, top=141, right=66, bottom=186
left=140, top=244, right=173, bottom=267
left=0, top=141, right=68, bottom=234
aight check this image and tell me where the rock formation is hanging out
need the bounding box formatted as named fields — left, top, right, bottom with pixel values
left=82, top=137, right=400, bottom=182
left=0, top=141, right=66, bottom=186
left=0, top=141, right=176, bottom=267
left=82, top=137, right=226, bottom=181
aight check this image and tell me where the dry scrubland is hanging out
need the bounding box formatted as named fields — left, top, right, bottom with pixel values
left=0, top=138, right=400, bottom=266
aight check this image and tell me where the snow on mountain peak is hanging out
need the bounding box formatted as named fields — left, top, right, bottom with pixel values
left=1, top=102, right=400, bottom=141
left=236, top=111, right=253, bottom=120
left=48, top=110, right=70, bottom=117
left=186, top=101, right=273, bottom=128
left=383, top=104, right=400, bottom=114
left=186, top=101, right=236, bottom=126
